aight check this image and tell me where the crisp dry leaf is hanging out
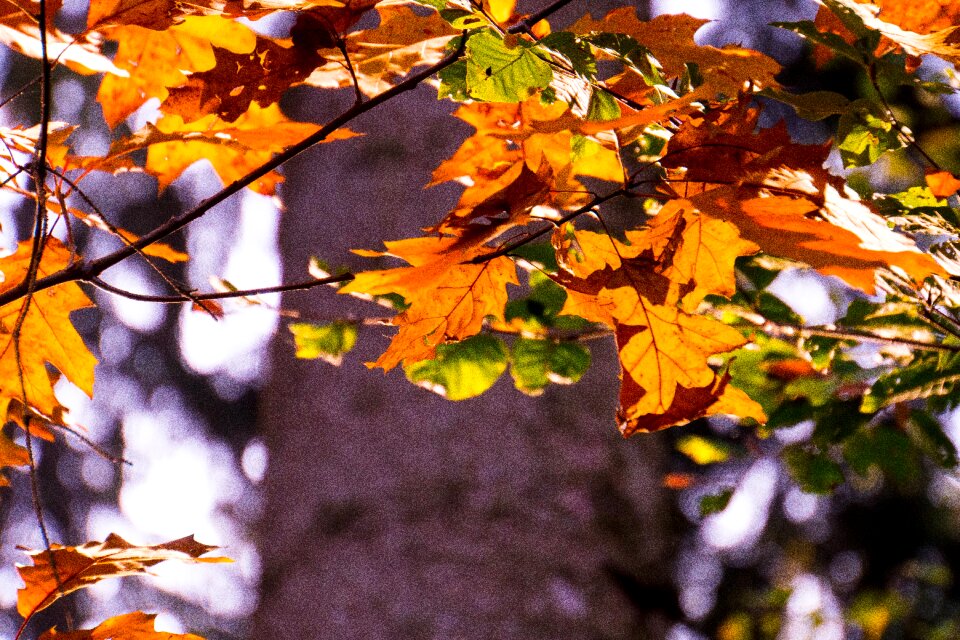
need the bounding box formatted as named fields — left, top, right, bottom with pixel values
left=305, top=3, right=457, bottom=97
left=96, top=16, right=257, bottom=128
left=17, top=534, right=229, bottom=619
left=40, top=611, right=204, bottom=639
left=340, top=236, right=517, bottom=370
left=0, top=239, right=97, bottom=421
left=87, top=0, right=180, bottom=30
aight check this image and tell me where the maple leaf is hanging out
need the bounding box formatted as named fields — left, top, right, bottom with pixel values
left=430, top=98, right=623, bottom=216
left=289, top=0, right=382, bottom=50
left=165, top=35, right=325, bottom=122
left=0, top=238, right=97, bottom=422
left=40, top=611, right=204, bottom=639
left=340, top=235, right=517, bottom=370
left=96, top=16, right=258, bottom=128
left=17, top=534, right=229, bottom=619
left=77, top=103, right=357, bottom=194
left=552, top=202, right=764, bottom=433
left=304, top=3, right=457, bottom=97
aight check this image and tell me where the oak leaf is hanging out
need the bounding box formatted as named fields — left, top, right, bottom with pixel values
left=40, top=611, right=204, bottom=639
left=0, top=431, right=28, bottom=486
left=0, top=239, right=97, bottom=422
left=552, top=203, right=764, bottom=433
left=17, top=534, right=229, bottom=619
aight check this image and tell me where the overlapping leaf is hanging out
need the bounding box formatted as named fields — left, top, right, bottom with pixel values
left=340, top=235, right=517, bottom=370
left=553, top=201, right=765, bottom=433
left=305, top=3, right=457, bottom=97
left=17, top=534, right=228, bottom=619
left=663, top=104, right=946, bottom=293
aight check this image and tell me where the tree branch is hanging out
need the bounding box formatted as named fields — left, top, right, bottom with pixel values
left=87, top=273, right=354, bottom=303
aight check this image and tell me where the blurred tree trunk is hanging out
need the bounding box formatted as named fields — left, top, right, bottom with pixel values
left=251, top=3, right=679, bottom=637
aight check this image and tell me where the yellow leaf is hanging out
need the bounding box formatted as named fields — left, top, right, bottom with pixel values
left=0, top=238, right=97, bottom=421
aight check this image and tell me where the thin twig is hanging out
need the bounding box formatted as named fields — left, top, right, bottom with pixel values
left=87, top=273, right=355, bottom=303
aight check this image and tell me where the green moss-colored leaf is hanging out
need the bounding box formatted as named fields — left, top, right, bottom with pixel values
left=405, top=335, right=508, bottom=400
left=783, top=445, right=844, bottom=494
left=700, top=488, right=734, bottom=516
left=510, top=338, right=590, bottom=395
left=289, top=321, right=357, bottom=364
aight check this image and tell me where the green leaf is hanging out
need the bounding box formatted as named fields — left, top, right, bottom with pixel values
left=510, top=338, right=590, bottom=395
left=540, top=31, right=596, bottom=78
left=405, top=335, right=508, bottom=400
left=761, top=89, right=850, bottom=121
left=908, top=410, right=958, bottom=469
left=844, top=424, right=920, bottom=486
left=410, top=0, right=446, bottom=9
left=862, top=353, right=960, bottom=413
left=783, top=445, right=844, bottom=494
left=289, top=321, right=357, bottom=365
left=837, top=99, right=902, bottom=167
left=700, top=488, right=734, bottom=516
left=586, top=89, right=621, bottom=122
left=441, top=8, right=487, bottom=29
left=438, top=58, right=468, bottom=101
left=465, top=30, right=553, bottom=102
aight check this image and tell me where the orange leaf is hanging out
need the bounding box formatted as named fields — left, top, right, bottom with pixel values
left=0, top=239, right=97, bottom=422
left=340, top=236, right=518, bottom=370
left=552, top=204, right=764, bottom=433
left=0, top=431, right=29, bottom=486
left=40, top=611, right=204, bottom=639
left=926, top=170, right=960, bottom=197
left=165, top=36, right=324, bottom=122
left=17, top=534, right=229, bottom=619
left=96, top=17, right=257, bottom=128
left=113, top=103, right=357, bottom=194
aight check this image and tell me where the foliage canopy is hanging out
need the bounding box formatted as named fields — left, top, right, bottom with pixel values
left=1, top=0, right=960, bottom=636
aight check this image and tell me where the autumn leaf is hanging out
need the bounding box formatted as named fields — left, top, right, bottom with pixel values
left=76, top=103, right=357, bottom=194
left=0, top=431, right=28, bottom=486
left=40, top=611, right=204, bottom=639
left=0, top=239, right=97, bottom=422
left=926, top=170, right=960, bottom=197
left=17, top=534, right=229, bottom=619
left=340, top=235, right=517, bottom=370
left=96, top=16, right=258, bottom=128
left=0, top=0, right=124, bottom=74
left=429, top=98, right=623, bottom=215
left=663, top=104, right=946, bottom=293
left=165, top=35, right=325, bottom=122
left=571, top=9, right=780, bottom=126
left=304, top=3, right=457, bottom=97
left=552, top=202, right=764, bottom=433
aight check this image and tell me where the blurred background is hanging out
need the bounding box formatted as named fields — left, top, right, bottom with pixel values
left=2, top=0, right=960, bottom=638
